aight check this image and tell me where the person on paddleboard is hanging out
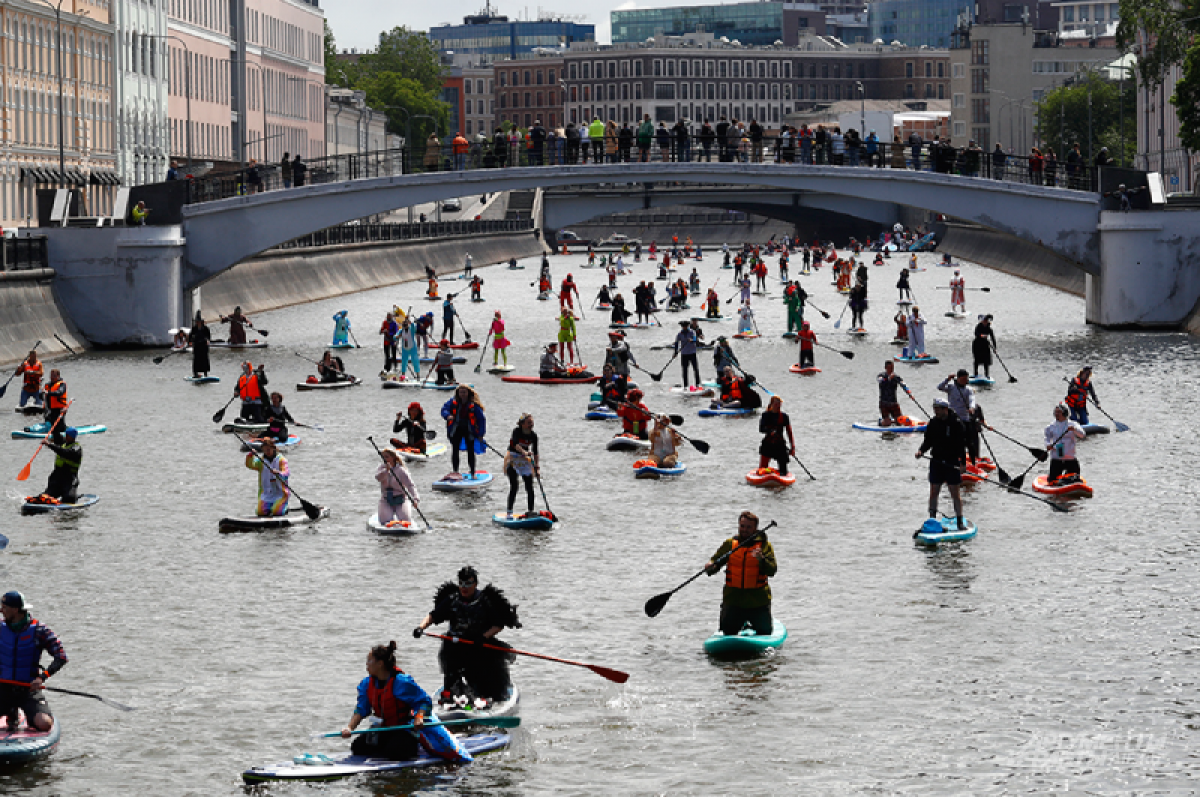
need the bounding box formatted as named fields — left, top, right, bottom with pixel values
left=736, top=303, right=755, bottom=335
left=463, top=253, right=473, bottom=278
left=712, top=337, right=738, bottom=378
left=646, top=415, right=682, bottom=468
left=704, top=512, right=777, bottom=636
left=39, top=427, right=82, bottom=504
left=469, top=276, right=484, bottom=302
left=42, top=369, right=68, bottom=429
left=849, top=279, right=868, bottom=330
left=0, top=591, right=67, bottom=732
left=604, top=331, right=636, bottom=378
left=489, top=311, right=509, bottom=368
left=557, top=309, right=579, bottom=365
left=939, top=370, right=980, bottom=463
left=246, top=437, right=289, bottom=517
left=950, top=270, right=966, bottom=313
left=415, top=313, right=433, bottom=358
left=757, top=397, right=795, bottom=476
left=539, top=344, right=569, bottom=380
left=331, top=310, right=352, bottom=347
left=441, top=385, right=486, bottom=479
left=380, top=312, right=399, bottom=375
left=972, top=315, right=996, bottom=378
left=434, top=340, right=457, bottom=386
left=598, top=364, right=628, bottom=410
left=263, top=392, right=295, bottom=443
left=897, top=269, right=912, bottom=302
left=674, top=321, right=701, bottom=388
left=397, top=315, right=420, bottom=379
left=877, top=361, right=908, bottom=427
left=1064, top=366, right=1099, bottom=426
left=784, top=282, right=806, bottom=334
left=341, top=641, right=470, bottom=762
left=915, top=398, right=968, bottom=531
left=617, top=388, right=652, bottom=439
left=392, top=402, right=428, bottom=454
left=441, top=296, right=458, bottom=344
left=14, top=350, right=44, bottom=409
left=376, top=449, right=419, bottom=527
left=560, top=274, right=580, bottom=312
left=905, top=307, right=927, bottom=357
left=1044, top=404, right=1087, bottom=483
left=220, top=306, right=251, bottom=345
left=504, top=414, right=540, bottom=519
left=235, top=362, right=267, bottom=423
left=713, top=366, right=760, bottom=410
left=414, top=567, right=521, bottom=705
left=797, top=322, right=817, bottom=368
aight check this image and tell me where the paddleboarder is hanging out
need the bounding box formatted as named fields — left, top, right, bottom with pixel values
left=38, top=427, right=82, bottom=504
left=504, top=413, right=539, bottom=518
left=246, top=436, right=288, bottom=517
left=392, top=402, right=429, bottom=454
left=560, top=274, right=580, bottom=312
left=604, top=331, right=636, bottom=378
left=42, top=370, right=67, bottom=429
left=797, top=322, right=817, bottom=369
left=1064, top=366, right=1099, bottom=425
left=434, top=340, right=457, bottom=386
left=949, top=271, right=966, bottom=313
left=397, top=316, right=420, bottom=379
left=674, top=321, right=701, bottom=388
left=413, top=567, right=521, bottom=706
left=379, top=312, right=399, bottom=374
left=736, top=303, right=755, bottom=335
left=489, top=311, right=510, bottom=368
left=341, top=641, right=470, bottom=762
left=646, top=414, right=682, bottom=468
left=220, top=306, right=252, bottom=345
left=849, top=279, right=868, bottom=330
left=263, top=392, right=294, bottom=443
left=972, top=315, right=996, bottom=378
left=906, top=307, right=927, bottom=357
left=597, top=364, right=628, bottom=410
left=783, top=282, right=806, bottom=334
left=704, top=511, right=777, bottom=636
left=442, top=296, right=458, bottom=344
left=14, top=350, right=44, bottom=409
left=712, top=337, right=738, bottom=378
left=877, top=361, right=906, bottom=427
left=617, top=388, right=652, bottom=439
left=897, top=268, right=912, bottom=302
left=757, top=397, right=795, bottom=476
left=317, top=351, right=347, bottom=384
left=938, top=370, right=980, bottom=462
left=0, top=591, right=67, bottom=732
left=376, top=448, right=419, bottom=526
left=235, top=362, right=267, bottom=423
left=332, top=310, right=351, bottom=347
left=1044, top=404, right=1087, bottom=483
left=469, top=275, right=484, bottom=302
left=915, top=398, right=967, bottom=531
left=539, top=344, right=569, bottom=379
left=189, top=312, right=212, bottom=378
left=557, top=308, right=578, bottom=365
left=440, top=386, right=486, bottom=479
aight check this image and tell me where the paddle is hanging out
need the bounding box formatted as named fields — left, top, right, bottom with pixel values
left=1092, top=403, right=1130, bottom=433
left=1, top=340, right=41, bottom=397
left=232, top=433, right=322, bottom=519
left=455, top=311, right=474, bottom=344
left=805, top=300, right=832, bottom=320
left=348, top=328, right=362, bottom=349
left=212, top=393, right=238, bottom=424
left=151, top=347, right=185, bottom=365
left=0, top=678, right=135, bottom=712
left=985, top=425, right=1048, bottom=461
left=292, top=421, right=325, bottom=432
left=316, top=716, right=520, bottom=739
left=991, top=343, right=1018, bottom=383
left=918, top=455, right=1069, bottom=512
left=645, top=520, right=777, bottom=618
left=730, top=361, right=773, bottom=398
left=293, top=352, right=357, bottom=383
left=976, top=428, right=1011, bottom=486
left=936, top=286, right=991, bottom=291
left=903, top=387, right=929, bottom=418
left=53, top=333, right=78, bottom=356
left=473, top=331, right=494, bottom=373
left=418, top=631, right=629, bottom=684
left=367, top=436, right=432, bottom=531
left=650, top=352, right=678, bottom=382
left=245, top=322, right=270, bottom=337
left=790, top=452, right=815, bottom=480
left=532, top=465, right=557, bottom=519
left=815, top=341, right=854, bottom=360
left=616, top=401, right=685, bottom=428
left=16, top=400, right=72, bottom=482
left=832, top=297, right=851, bottom=329
left=1007, top=426, right=1075, bottom=492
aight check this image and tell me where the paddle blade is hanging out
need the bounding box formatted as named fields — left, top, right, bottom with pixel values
left=16, top=463, right=32, bottom=482
left=257, top=329, right=270, bottom=336
left=212, top=407, right=227, bottom=424
left=425, top=429, right=438, bottom=440
left=650, top=372, right=663, bottom=382
left=689, top=438, right=711, bottom=454
left=818, top=310, right=830, bottom=319
left=1007, top=474, right=1025, bottom=491
left=152, top=356, right=165, bottom=365
left=0, top=533, right=8, bottom=550
left=1008, top=376, right=1018, bottom=383
left=300, top=499, right=321, bottom=520
left=840, top=350, right=854, bottom=360
left=1114, top=421, right=1130, bottom=432
left=588, top=665, right=630, bottom=684
left=1031, top=449, right=1049, bottom=462
left=996, top=467, right=1011, bottom=485
left=669, top=414, right=685, bottom=426
left=1049, top=500, right=1071, bottom=513
left=644, top=592, right=671, bottom=618
left=980, top=287, right=991, bottom=292
left=833, top=319, right=842, bottom=329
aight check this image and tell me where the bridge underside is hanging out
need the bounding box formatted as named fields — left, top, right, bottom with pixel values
left=181, top=163, right=1103, bottom=288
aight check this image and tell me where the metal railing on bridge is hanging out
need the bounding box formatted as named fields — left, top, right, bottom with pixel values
left=181, top=134, right=1110, bottom=208
left=271, top=218, right=534, bottom=252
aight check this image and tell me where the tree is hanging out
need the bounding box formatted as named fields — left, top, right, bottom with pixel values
left=357, top=27, right=445, bottom=95
left=1036, top=72, right=1137, bottom=165
left=1170, top=10, right=1200, bottom=152
left=324, top=19, right=346, bottom=87
left=363, top=72, right=450, bottom=147
left=1116, top=0, right=1191, bottom=92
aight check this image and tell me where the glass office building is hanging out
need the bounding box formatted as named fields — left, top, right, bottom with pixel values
left=611, top=3, right=787, bottom=46
left=430, top=17, right=594, bottom=62
left=869, top=0, right=973, bottom=48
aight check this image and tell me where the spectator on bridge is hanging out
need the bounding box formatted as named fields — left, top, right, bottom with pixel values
left=1066, top=143, right=1082, bottom=189
left=280, top=153, right=292, bottom=188
left=1044, top=149, right=1058, bottom=187
left=424, top=133, right=442, bottom=172
left=565, top=123, right=580, bottom=164
left=166, top=161, right=179, bottom=181
left=492, top=127, right=509, bottom=168
left=601, top=120, right=616, bottom=164
left=618, top=123, right=633, bottom=162
left=831, top=127, right=845, bottom=166
left=814, top=125, right=827, bottom=165
left=699, top=120, right=715, bottom=162
left=962, top=141, right=983, bottom=177
left=655, top=122, right=670, bottom=162
left=130, top=201, right=150, bottom=226
left=716, top=116, right=731, bottom=162
left=890, top=135, right=907, bottom=169
left=1028, top=147, right=1045, bottom=186
left=672, top=120, right=691, bottom=163
left=247, top=159, right=262, bottom=193
left=909, top=131, right=923, bottom=170
left=1094, top=146, right=1112, bottom=168
left=586, top=117, right=604, bottom=164
left=452, top=131, right=470, bottom=171
left=846, top=129, right=861, bottom=166
left=737, top=125, right=751, bottom=162
left=799, top=125, right=814, bottom=164
left=991, top=144, right=1006, bottom=180
left=637, top=115, right=654, bottom=162
left=292, top=154, right=307, bottom=187
left=528, top=121, right=546, bottom=166
left=748, top=119, right=764, bottom=163
left=865, top=130, right=879, bottom=167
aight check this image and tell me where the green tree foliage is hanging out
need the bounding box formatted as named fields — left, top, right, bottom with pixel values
left=1036, top=72, right=1138, bottom=165
left=324, top=20, right=346, bottom=87
left=357, top=28, right=445, bottom=95
left=1115, top=0, right=1191, bottom=89
left=1170, top=11, right=1200, bottom=151
left=361, top=72, right=450, bottom=146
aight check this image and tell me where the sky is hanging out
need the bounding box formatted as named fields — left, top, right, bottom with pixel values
left=323, top=0, right=730, bottom=53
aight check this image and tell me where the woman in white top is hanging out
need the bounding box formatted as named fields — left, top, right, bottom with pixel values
left=376, top=448, right=420, bottom=525
left=1043, top=405, right=1087, bottom=482
left=648, top=415, right=682, bottom=467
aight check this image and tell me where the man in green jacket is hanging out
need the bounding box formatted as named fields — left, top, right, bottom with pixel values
left=705, top=511, right=777, bottom=635
left=636, top=115, right=654, bottom=162
left=588, top=117, right=606, bottom=164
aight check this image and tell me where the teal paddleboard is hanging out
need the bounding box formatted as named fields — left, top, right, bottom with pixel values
left=703, top=621, right=788, bottom=658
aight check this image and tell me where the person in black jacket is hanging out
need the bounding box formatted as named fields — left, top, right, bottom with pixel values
left=915, top=398, right=968, bottom=529
left=617, top=123, right=633, bottom=162
left=716, top=116, right=731, bottom=161
left=529, top=120, right=547, bottom=166
left=699, top=120, right=715, bottom=161
left=492, top=127, right=509, bottom=168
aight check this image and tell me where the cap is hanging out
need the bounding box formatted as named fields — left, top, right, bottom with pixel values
left=439, top=339, right=450, bottom=346
left=608, top=331, right=625, bottom=339
left=628, top=388, right=644, bottom=399
left=954, top=269, right=960, bottom=275
left=933, top=397, right=950, bottom=409
left=64, top=427, right=77, bottom=440
left=1, top=591, right=27, bottom=611
left=407, top=401, right=422, bottom=412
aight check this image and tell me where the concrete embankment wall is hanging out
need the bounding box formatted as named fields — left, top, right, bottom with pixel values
left=935, top=221, right=1086, bottom=297
left=196, top=230, right=545, bottom=318
left=0, top=270, right=88, bottom=367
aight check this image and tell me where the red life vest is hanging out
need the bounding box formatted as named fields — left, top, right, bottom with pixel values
left=367, top=668, right=415, bottom=727
left=1065, top=377, right=1089, bottom=408
left=46, top=379, right=68, bottom=409
left=799, top=330, right=816, bottom=350
left=725, top=538, right=767, bottom=589
left=237, top=374, right=262, bottom=401
left=19, top=362, right=42, bottom=392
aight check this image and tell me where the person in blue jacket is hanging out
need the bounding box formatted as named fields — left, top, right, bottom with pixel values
left=332, top=310, right=351, bottom=347
left=441, top=385, right=486, bottom=479
left=0, top=591, right=67, bottom=732
left=340, top=641, right=469, bottom=763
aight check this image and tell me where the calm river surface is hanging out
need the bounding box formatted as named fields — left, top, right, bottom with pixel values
left=1, top=243, right=1197, bottom=796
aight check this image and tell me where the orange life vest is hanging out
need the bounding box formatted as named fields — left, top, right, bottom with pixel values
left=725, top=537, right=768, bottom=589
left=1065, top=377, right=1089, bottom=408
left=46, top=379, right=68, bottom=409
left=237, top=373, right=262, bottom=401
left=19, top=362, right=43, bottom=392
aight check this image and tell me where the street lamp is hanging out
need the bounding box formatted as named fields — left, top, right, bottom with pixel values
left=855, top=81, right=865, bottom=141
left=146, top=34, right=192, bottom=169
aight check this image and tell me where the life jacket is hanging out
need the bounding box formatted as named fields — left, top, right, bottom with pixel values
left=618, top=403, right=650, bottom=435
left=725, top=538, right=768, bottom=590
left=367, top=668, right=416, bottom=727
left=237, top=374, right=262, bottom=401
left=723, top=378, right=743, bottom=402
left=539, top=278, right=550, bottom=292
left=444, top=399, right=482, bottom=436
left=53, top=441, right=81, bottom=473
left=799, top=330, right=816, bottom=350
left=0, top=617, right=46, bottom=682
left=19, top=362, right=42, bottom=392
left=46, top=380, right=68, bottom=409
left=1065, top=377, right=1089, bottom=408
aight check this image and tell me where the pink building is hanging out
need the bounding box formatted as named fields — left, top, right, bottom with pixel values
left=166, top=0, right=324, bottom=172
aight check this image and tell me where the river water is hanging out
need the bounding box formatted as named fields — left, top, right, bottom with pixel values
left=1, top=243, right=1197, bottom=796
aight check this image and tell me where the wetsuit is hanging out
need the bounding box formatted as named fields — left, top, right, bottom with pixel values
left=758, top=410, right=791, bottom=475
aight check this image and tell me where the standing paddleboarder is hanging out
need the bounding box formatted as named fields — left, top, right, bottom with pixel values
left=704, top=512, right=777, bottom=636
left=246, top=437, right=288, bottom=517
left=915, top=398, right=967, bottom=531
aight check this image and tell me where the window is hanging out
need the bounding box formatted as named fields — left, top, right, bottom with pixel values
left=524, top=70, right=531, bottom=86
left=1063, top=6, right=1075, bottom=21
left=938, top=84, right=945, bottom=100
left=621, top=61, right=628, bottom=77
left=822, top=64, right=829, bottom=78
left=1079, top=5, right=1089, bottom=20
left=771, top=62, right=779, bottom=78
left=582, top=62, right=590, bottom=79
left=536, top=71, right=544, bottom=86
left=680, top=61, right=688, bottom=77
left=732, top=62, right=739, bottom=78
left=904, top=83, right=914, bottom=99
left=464, top=81, right=472, bottom=95
left=635, top=60, right=643, bottom=77
left=1093, top=4, right=1104, bottom=21
left=653, top=60, right=661, bottom=77
left=634, top=83, right=642, bottom=99
left=568, top=63, right=576, bottom=79
left=784, top=62, right=791, bottom=78
left=1110, top=4, right=1120, bottom=20
left=548, top=69, right=556, bottom=84
left=937, top=62, right=944, bottom=78
left=905, top=61, right=913, bottom=78
left=732, top=84, right=740, bottom=100
left=971, top=41, right=989, bottom=65
left=666, top=60, right=674, bottom=77
left=719, top=61, right=727, bottom=77
left=971, top=97, right=990, bottom=124
left=953, top=63, right=965, bottom=78
left=654, top=83, right=676, bottom=100
left=925, top=83, right=933, bottom=98
left=953, top=92, right=965, bottom=108
left=707, top=83, right=715, bottom=100
left=655, top=105, right=675, bottom=123
left=758, top=61, right=766, bottom=78
left=465, top=99, right=472, bottom=113
left=680, top=83, right=688, bottom=100
left=607, top=85, right=615, bottom=101
left=808, top=63, right=816, bottom=78
left=834, top=63, right=840, bottom=79
left=500, top=71, right=507, bottom=87
left=925, top=62, right=932, bottom=78
left=971, top=68, right=989, bottom=94
left=953, top=120, right=966, bottom=137
left=719, top=83, right=727, bottom=100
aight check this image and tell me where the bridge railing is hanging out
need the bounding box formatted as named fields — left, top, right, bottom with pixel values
left=181, top=135, right=1109, bottom=208
left=271, top=218, right=534, bottom=251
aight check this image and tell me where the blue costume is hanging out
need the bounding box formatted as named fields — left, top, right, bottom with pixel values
left=332, top=310, right=351, bottom=346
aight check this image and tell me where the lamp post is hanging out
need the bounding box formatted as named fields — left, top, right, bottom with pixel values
left=855, top=81, right=865, bottom=139
left=146, top=34, right=192, bottom=169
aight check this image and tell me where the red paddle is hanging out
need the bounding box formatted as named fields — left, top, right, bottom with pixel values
left=17, top=399, right=72, bottom=482
left=418, top=631, right=629, bottom=684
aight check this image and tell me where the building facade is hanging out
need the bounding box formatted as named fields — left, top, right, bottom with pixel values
left=463, top=66, right=495, bottom=138
left=166, top=0, right=325, bottom=173
left=494, top=56, right=564, bottom=130
left=113, top=0, right=170, bottom=187
left=869, top=0, right=973, bottom=48
left=949, top=22, right=1120, bottom=153
left=326, top=88, right=393, bottom=155
left=611, top=2, right=827, bottom=47
left=2, top=0, right=118, bottom=229
left=558, top=34, right=949, bottom=130
left=430, top=13, right=593, bottom=65
left=1136, top=63, right=1199, bottom=194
